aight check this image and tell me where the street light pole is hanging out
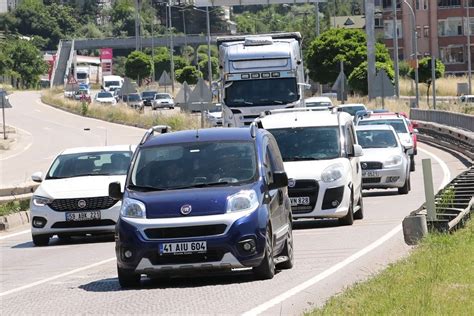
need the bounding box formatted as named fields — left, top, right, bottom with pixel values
left=467, top=0, right=472, bottom=94
left=392, top=0, right=400, bottom=98
left=206, top=6, right=212, bottom=86
left=168, top=0, right=175, bottom=94
left=404, top=0, right=419, bottom=108
left=315, top=2, right=320, bottom=36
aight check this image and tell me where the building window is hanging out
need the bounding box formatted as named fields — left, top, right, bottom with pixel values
left=440, top=46, right=465, bottom=63
left=438, top=18, right=464, bottom=36
left=464, top=17, right=474, bottom=35
left=384, top=20, right=403, bottom=39
left=424, top=26, right=430, bottom=37
left=466, top=0, right=474, bottom=7
left=375, top=17, right=384, bottom=28
left=383, top=0, right=401, bottom=9
left=438, top=0, right=461, bottom=7
left=416, top=26, right=422, bottom=38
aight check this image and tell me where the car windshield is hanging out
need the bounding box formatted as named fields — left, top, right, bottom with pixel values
left=306, top=101, right=331, bottom=107
left=105, top=81, right=120, bottom=87
left=225, top=78, right=298, bottom=107
left=339, top=106, right=366, bottom=116
left=269, top=127, right=340, bottom=161
left=130, top=141, right=257, bottom=190
left=128, top=94, right=141, bottom=101
left=210, top=105, right=222, bottom=113
left=358, top=119, right=408, bottom=133
left=142, top=91, right=157, bottom=98
left=46, top=151, right=132, bottom=179
left=155, top=94, right=171, bottom=99
left=356, top=130, right=398, bottom=149
left=97, top=92, right=113, bottom=98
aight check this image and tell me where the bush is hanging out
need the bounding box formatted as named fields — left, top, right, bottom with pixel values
left=176, top=66, right=202, bottom=84
left=348, top=61, right=394, bottom=95
left=198, top=56, right=219, bottom=80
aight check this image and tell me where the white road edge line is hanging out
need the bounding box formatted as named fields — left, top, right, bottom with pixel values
left=0, top=229, right=30, bottom=241
left=243, top=146, right=451, bottom=316
left=0, top=127, right=33, bottom=161
left=0, top=257, right=115, bottom=297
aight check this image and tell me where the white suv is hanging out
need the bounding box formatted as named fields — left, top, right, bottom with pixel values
left=257, top=108, right=364, bottom=225
left=30, top=145, right=135, bottom=246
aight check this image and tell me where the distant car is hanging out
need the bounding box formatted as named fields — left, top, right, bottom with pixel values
left=336, top=103, right=367, bottom=118
left=205, top=104, right=223, bottom=127
left=152, top=93, right=175, bottom=110
left=127, top=93, right=144, bottom=111
left=141, top=91, right=157, bottom=107
left=356, top=125, right=411, bottom=194
left=95, top=92, right=117, bottom=105
left=305, top=96, right=333, bottom=108
left=459, top=94, right=474, bottom=103
left=74, top=89, right=90, bottom=101
left=29, top=145, right=135, bottom=246
left=64, top=90, right=75, bottom=99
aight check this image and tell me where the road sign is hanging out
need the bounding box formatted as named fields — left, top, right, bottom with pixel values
left=0, top=90, right=12, bottom=109
left=121, top=77, right=137, bottom=96
left=66, top=74, right=77, bottom=85
left=373, top=69, right=395, bottom=109
left=331, top=69, right=348, bottom=102
left=175, top=82, right=192, bottom=111
left=188, top=78, right=213, bottom=112
left=158, top=71, right=172, bottom=86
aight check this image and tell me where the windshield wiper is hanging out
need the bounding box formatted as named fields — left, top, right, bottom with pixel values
left=128, top=184, right=167, bottom=192
left=285, top=157, right=319, bottom=161
left=169, top=181, right=231, bottom=190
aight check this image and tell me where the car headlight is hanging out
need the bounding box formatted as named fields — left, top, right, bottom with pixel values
left=384, top=155, right=402, bottom=168
left=321, top=164, right=344, bottom=182
left=32, top=196, right=53, bottom=207
left=226, top=190, right=259, bottom=213
left=121, top=198, right=146, bottom=218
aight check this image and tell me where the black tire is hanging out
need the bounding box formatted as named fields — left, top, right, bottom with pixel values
left=410, top=155, right=415, bottom=172
left=276, top=221, right=294, bottom=270
left=57, top=234, right=72, bottom=243
left=170, top=106, right=174, bottom=109
left=354, top=189, right=364, bottom=220
left=117, top=265, right=141, bottom=288
left=32, top=234, right=49, bottom=246
left=339, top=192, right=354, bottom=226
left=253, top=226, right=275, bottom=280
left=398, top=175, right=410, bottom=195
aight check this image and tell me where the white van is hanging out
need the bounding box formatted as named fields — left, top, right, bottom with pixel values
left=102, top=75, right=124, bottom=92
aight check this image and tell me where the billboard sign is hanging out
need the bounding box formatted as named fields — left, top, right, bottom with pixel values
left=100, top=48, right=113, bottom=62
left=194, top=0, right=326, bottom=6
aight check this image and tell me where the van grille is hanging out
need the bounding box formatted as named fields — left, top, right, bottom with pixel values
left=288, top=180, right=319, bottom=214
left=144, top=224, right=227, bottom=239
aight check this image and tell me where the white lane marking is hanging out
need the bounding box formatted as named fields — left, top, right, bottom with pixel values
left=418, top=147, right=451, bottom=190
left=0, top=229, right=29, bottom=241
left=0, top=127, right=33, bottom=161
left=0, top=257, right=115, bottom=297
left=243, top=147, right=452, bottom=316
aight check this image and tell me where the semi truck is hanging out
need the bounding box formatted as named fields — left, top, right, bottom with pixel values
left=75, top=66, right=90, bottom=85
left=217, top=32, right=306, bottom=127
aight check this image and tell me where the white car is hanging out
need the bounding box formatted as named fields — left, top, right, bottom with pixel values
left=356, top=125, right=410, bottom=194
left=304, top=96, right=333, bottom=108
left=95, top=91, right=117, bottom=105
left=257, top=108, right=364, bottom=225
left=336, top=103, right=367, bottom=118
left=29, top=145, right=135, bottom=246
left=126, top=93, right=144, bottom=110
left=205, top=104, right=223, bottom=126
left=152, top=93, right=175, bottom=109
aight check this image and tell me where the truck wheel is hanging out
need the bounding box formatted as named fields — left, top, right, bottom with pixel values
left=253, top=225, right=275, bottom=280
left=276, top=221, right=294, bottom=270
left=117, top=265, right=141, bottom=288
left=32, top=234, right=50, bottom=246
left=339, top=193, right=354, bottom=226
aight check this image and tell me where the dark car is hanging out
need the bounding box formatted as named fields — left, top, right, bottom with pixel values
left=141, top=91, right=157, bottom=106
left=109, top=125, right=293, bottom=287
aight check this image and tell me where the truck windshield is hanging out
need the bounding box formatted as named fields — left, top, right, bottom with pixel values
left=77, top=73, right=88, bottom=79
left=105, top=81, right=120, bottom=87
left=269, top=127, right=340, bottom=161
left=225, top=78, right=298, bottom=107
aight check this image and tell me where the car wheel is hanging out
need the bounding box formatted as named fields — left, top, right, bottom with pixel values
left=339, top=192, right=354, bottom=226
left=276, top=220, right=294, bottom=270
left=58, top=234, right=72, bottom=243
left=253, top=225, right=275, bottom=280
left=354, top=188, right=364, bottom=220
left=32, top=234, right=50, bottom=246
left=117, top=265, right=141, bottom=288
left=398, top=175, right=410, bottom=195
left=170, top=106, right=174, bottom=109
left=410, top=155, right=415, bottom=172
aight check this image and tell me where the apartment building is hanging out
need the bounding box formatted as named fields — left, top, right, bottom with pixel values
left=381, top=0, right=474, bottom=75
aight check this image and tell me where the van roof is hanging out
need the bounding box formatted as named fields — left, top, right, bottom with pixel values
left=259, top=110, right=352, bottom=129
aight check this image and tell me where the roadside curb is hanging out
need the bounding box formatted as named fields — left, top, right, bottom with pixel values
left=0, top=210, right=30, bottom=231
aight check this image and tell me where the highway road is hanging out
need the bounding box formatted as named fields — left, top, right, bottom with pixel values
left=0, top=91, right=468, bottom=315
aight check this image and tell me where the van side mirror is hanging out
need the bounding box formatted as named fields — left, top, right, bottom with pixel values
left=351, top=144, right=364, bottom=157
left=269, top=171, right=288, bottom=190
left=109, top=182, right=123, bottom=200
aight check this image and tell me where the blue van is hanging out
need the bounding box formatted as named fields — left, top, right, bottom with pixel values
left=109, top=125, right=293, bottom=287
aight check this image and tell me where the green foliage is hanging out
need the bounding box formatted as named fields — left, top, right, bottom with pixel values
left=306, top=28, right=392, bottom=86
left=348, top=61, right=394, bottom=95
left=76, top=23, right=104, bottom=39
left=113, top=56, right=127, bottom=77
left=110, top=0, right=135, bottom=37
left=197, top=45, right=218, bottom=58
left=176, top=66, right=202, bottom=85
left=153, top=54, right=189, bottom=80
left=0, top=199, right=30, bottom=216
left=198, top=56, right=219, bottom=81
left=125, top=51, right=153, bottom=84
left=437, top=186, right=455, bottom=210
left=81, top=100, right=89, bottom=116
left=399, top=60, right=412, bottom=78
left=409, top=57, right=445, bottom=85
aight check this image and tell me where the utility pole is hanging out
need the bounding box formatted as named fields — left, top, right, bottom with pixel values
left=315, top=2, right=320, bottom=36
left=404, top=0, right=419, bottom=108
left=206, top=6, right=213, bottom=88
left=431, top=56, right=437, bottom=109
left=467, top=1, right=472, bottom=94
left=134, top=0, right=141, bottom=51
left=392, top=0, right=400, bottom=98
left=168, top=0, right=175, bottom=94
left=366, top=0, right=376, bottom=100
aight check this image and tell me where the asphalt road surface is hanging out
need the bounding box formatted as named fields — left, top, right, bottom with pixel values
left=0, top=91, right=468, bottom=315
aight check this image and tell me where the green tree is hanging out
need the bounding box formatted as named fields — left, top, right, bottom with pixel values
left=198, top=56, right=219, bottom=81
left=176, top=66, right=202, bottom=85
left=110, top=0, right=135, bottom=37
left=409, top=57, right=445, bottom=106
left=348, top=61, right=394, bottom=95
left=113, top=56, right=127, bottom=77
left=197, top=45, right=218, bottom=58
left=125, top=51, right=153, bottom=85
left=306, top=28, right=392, bottom=86
left=399, top=60, right=412, bottom=78
left=153, top=54, right=189, bottom=80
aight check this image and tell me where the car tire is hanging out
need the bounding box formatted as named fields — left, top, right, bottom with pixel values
left=354, top=189, right=364, bottom=220
left=58, top=234, right=72, bottom=243
left=117, top=265, right=141, bottom=288
left=276, top=221, right=294, bottom=270
left=170, top=107, right=174, bottom=109
left=253, top=225, right=275, bottom=280
left=410, top=155, right=415, bottom=172
left=398, top=175, right=410, bottom=195
left=339, top=192, right=354, bottom=226
left=32, top=234, right=50, bottom=246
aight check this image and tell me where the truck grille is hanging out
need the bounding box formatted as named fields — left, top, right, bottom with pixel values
left=289, top=180, right=319, bottom=214
left=49, top=197, right=118, bottom=212
left=144, top=224, right=227, bottom=239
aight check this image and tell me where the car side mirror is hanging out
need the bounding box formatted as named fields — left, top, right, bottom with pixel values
left=352, top=144, right=364, bottom=157
left=413, top=129, right=419, bottom=134
left=269, top=171, right=288, bottom=190
left=109, top=182, right=123, bottom=200
left=31, top=171, right=43, bottom=183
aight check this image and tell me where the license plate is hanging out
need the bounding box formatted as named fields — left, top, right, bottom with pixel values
left=290, top=196, right=310, bottom=206
left=362, top=170, right=380, bottom=177
left=65, top=211, right=101, bottom=221
left=159, top=241, right=207, bottom=255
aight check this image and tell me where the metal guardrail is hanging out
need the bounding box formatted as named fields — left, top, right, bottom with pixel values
left=410, top=108, right=474, bottom=132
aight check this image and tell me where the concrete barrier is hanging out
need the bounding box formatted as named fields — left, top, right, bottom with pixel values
left=0, top=210, right=30, bottom=231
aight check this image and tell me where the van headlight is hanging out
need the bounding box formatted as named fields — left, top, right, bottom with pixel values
left=121, top=198, right=146, bottom=218
left=226, top=190, right=259, bottom=213
left=32, top=196, right=53, bottom=207
left=384, top=155, right=402, bottom=168
left=321, top=164, right=344, bottom=182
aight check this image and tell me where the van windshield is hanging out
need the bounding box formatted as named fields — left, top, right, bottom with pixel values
left=356, top=130, right=398, bottom=148
left=269, top=127, right=340, bottom=161
left=358, top=119, right=408, bottom=133
left=105, top=81, right=120, bottom=87
left=130, top=141, right=257, bottom=190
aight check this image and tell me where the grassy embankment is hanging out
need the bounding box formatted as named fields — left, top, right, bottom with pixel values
left=307, top=220, right=474, bottom=315
left=0, top=199, right=29, bottom=217
left=41, top=88, right=200, bottom=131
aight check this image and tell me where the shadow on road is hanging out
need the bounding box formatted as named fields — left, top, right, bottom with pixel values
left=362, top=190, right=400, bottom=198
left=292, top=218, right=342, bottom=231
left=11, top=234, right=114, bottom=249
